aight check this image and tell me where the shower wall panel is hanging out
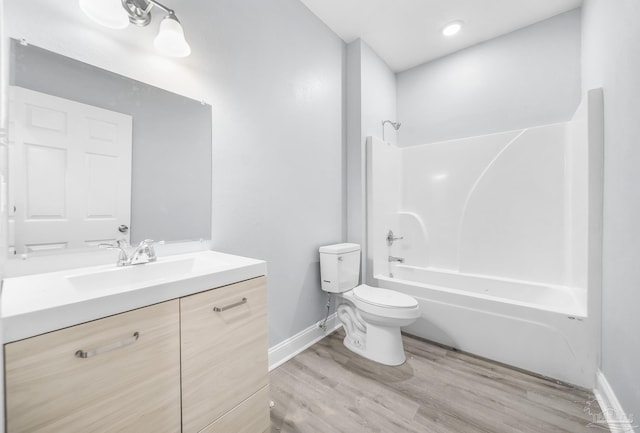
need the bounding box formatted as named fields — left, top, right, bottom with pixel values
left=398, top=124, right=571, bottom=286
left=369, top=100, right=596, bottom=290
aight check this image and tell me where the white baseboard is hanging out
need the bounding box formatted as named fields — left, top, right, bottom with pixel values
left=593, top=370, right=637, bottom=433
left=268, top=313, right=341, bottom=371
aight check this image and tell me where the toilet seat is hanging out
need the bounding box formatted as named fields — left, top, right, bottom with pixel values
left=353, top=285, right=418, bottom=309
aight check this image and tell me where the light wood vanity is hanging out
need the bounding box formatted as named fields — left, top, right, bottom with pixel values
left=3, top=264, right=269, bottom=433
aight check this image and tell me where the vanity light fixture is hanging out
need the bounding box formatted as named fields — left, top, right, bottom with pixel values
left=79, top=0, right=191, bottom=58
left=442, top=21, right=463, bottom=37
left=79, top=0, right=129, bottom=29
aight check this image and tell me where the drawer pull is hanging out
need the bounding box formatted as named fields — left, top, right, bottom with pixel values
left=213, top=297, right=247, bottom=312
left=75, top=332, right=140, bottom=359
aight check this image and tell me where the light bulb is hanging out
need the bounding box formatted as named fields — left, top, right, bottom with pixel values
left=79, top=0, right=129, bottom=29
left=442, top=21, right=463, bottom=37
left=154, top=15, right=192, bottom=58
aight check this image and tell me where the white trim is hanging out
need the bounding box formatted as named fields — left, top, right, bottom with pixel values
left=592, top=370, right=637, bottom=433
left=268, top=313, right=341, bottom=371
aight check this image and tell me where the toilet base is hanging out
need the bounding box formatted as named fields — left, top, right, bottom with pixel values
left=334, top=288, right=419, bottom=367
left=342, top=322, right=407, bottom=366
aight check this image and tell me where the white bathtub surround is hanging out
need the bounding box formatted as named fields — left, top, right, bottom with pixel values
left=378, top=272, right=592, bottom=386
left=370, top=123, right=582, bottom=285
left=366, top=89, right=603, bottom=388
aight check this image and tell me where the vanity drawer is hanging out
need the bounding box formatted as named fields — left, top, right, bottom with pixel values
left=5, top=300, right=181, bottom=433
left=199, top=386, right=270, bottom=433
left=180, top=276, right=268, bottom=433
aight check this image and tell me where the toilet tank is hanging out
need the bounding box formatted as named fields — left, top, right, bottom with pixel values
left=319, top=243, right=361, bottom=293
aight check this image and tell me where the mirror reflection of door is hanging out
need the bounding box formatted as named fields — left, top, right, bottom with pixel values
left=9, top=86, right=132, bottom=255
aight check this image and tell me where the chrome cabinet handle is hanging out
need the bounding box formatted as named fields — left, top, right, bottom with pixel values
left=213, top=297, right=247, bottom=312
left=75, top=332, right=140, bottom=359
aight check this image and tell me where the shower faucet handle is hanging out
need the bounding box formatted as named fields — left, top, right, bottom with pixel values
left=386, top=230, right=404, bottom=246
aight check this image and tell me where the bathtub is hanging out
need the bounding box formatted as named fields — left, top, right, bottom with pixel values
left=375, top=265, right=598, bottom=388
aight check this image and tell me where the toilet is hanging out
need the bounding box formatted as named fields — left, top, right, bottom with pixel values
left=319, top=243, right=420, bottom=366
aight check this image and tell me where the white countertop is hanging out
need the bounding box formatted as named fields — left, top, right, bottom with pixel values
left=1, top=250, right=267, bottom=343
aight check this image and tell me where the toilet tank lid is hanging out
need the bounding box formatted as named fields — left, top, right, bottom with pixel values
left=319, top=243, right=360, bottom=254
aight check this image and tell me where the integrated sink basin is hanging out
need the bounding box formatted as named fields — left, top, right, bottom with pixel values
left=1, top=250, right=267, bottom=343
left=66, top=255, right=224, bottom=291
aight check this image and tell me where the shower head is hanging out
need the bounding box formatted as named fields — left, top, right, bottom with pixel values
left=382, top=120, right=401, bottom=142
left=382, top=119, right=402, bottom=130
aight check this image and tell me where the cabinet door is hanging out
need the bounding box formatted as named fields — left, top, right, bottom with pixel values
left=199, top=386, right=270, bottom=433
left=181, top=276, right=268, bottom=433
left=5, top=300, right=181, bottom=433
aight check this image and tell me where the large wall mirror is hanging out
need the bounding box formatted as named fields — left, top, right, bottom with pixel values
left=8, top=40, right=212, bottom=257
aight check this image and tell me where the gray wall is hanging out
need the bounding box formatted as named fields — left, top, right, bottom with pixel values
left=10, top=42, right=212, bottom=244
left=346, top=40, right=363, bottom=258
left=397, top=9, right=582, bottom=145
left=582, top=0, right=640, bottom=422
left=204, top=0, right=346, bottom=347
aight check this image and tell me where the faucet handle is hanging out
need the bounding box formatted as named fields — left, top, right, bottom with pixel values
left=386, top=230, right=404, bottom=246
left=99, top=241, right=124, bottom=250
left=141, top=239, right=157, bottom=262
left=99, top=241, right=129, bottom=266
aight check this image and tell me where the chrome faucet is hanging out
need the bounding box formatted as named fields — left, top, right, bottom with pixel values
left=101, top=239, right=156, bottom=267
left=388, top=256, right=405, bottom=263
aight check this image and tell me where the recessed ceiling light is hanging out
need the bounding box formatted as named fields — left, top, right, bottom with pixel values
left=442, top=21, right=463, bottom=37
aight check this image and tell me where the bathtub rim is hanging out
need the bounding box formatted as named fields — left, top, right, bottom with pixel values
left=374, top=272, right=588, bottom=319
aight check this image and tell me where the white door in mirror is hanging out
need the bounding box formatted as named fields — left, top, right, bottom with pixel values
left=9, top=86, right=132, bottom=255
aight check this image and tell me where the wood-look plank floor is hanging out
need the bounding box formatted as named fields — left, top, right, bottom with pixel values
left=269, top=330, right=608, bottom=433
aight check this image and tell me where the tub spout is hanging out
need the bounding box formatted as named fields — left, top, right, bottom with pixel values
left=389, top=256, right=404, bottom=263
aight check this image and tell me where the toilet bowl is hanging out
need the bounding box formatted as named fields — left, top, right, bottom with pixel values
left=319, top=243, right=420, bottom=366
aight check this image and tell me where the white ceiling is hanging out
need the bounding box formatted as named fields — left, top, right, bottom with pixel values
left=299, top=0, right=583, bottom=72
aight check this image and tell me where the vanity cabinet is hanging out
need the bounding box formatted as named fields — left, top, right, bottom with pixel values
left=4, top=276, right=270, bottom=433
left=199, top=386, right=271, bottom=433
left=5, top=300, right=182, bottom=433
left=181, top=276, right=269, bottom=433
